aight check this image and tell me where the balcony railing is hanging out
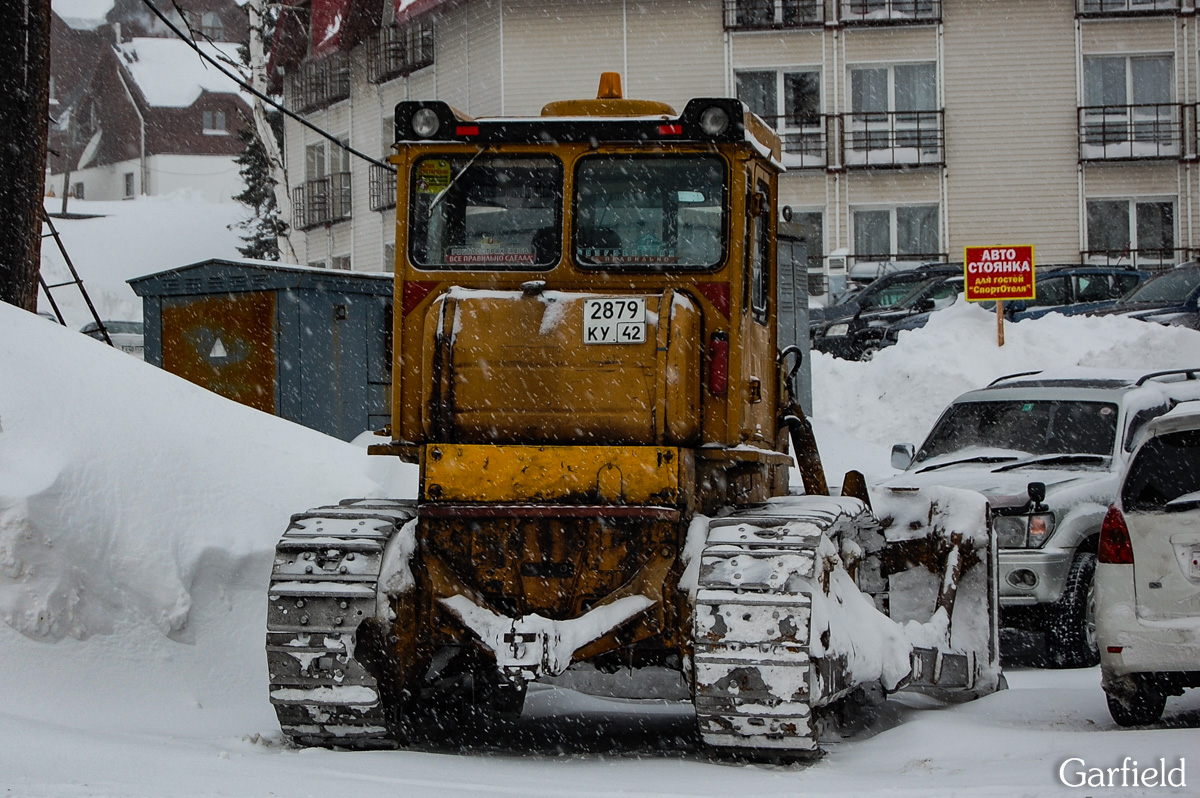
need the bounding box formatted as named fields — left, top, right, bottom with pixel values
left=1079, top=103, right=1182, bottom=160
left=723, top=0, right=824, bottom=30
left=369, top=164, right=396, bottom=211
left=843, top=109, right=944, bottom=167
left=367, top=22, right=434, bottom=83
left=292, top=173, right=352, bottom=230
left=757, top=114, right=828, bottom=167
left=840, top=0, right=941, bottom=24
left=1082, top=247, right=1181, bottom=272
left=288, top=53, right=351, bottom=113
left=1077, top=0, right=1179, bottom=17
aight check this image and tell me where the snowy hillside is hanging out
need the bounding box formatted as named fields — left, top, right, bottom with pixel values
left=39, top=196, right=247, bottom=327
left=3, top=285, right=1200, bottom=794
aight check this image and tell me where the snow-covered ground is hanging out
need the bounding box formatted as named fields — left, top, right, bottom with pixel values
left=6, top=229, right=1200, bottom=794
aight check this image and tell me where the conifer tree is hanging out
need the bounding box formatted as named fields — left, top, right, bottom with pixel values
left=231, top=114, right=288, bottom=261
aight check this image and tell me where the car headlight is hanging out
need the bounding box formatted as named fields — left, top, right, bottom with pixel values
left=826, top=323, right=850, bottom=337
left=993, top=513, right=1055, bottom=548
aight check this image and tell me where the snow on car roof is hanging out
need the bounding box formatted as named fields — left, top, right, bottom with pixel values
left=115, top=37, right=249, bottom=108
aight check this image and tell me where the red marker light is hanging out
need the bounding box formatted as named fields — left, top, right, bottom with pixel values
left=708, top=332, right=729, bottom=396
left=456, top=125, right=480, bottom=137
left=658, top=124, right=683, bottom=136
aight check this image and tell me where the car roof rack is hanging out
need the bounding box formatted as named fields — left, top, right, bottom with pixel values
left=1135, top=369, right=1200, bottom=386
left=987, top=370, right=1043, bottom=387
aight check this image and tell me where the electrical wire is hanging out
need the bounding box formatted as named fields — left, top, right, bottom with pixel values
left=137, top=0, right=395, bottom=172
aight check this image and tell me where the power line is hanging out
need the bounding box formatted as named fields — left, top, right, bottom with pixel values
left=136, top=0, right=395, bottom=172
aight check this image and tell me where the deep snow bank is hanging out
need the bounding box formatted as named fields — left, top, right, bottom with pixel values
left=813, top=300, right=1200, bottom=455
left=0, top=301, right=413, bottom=643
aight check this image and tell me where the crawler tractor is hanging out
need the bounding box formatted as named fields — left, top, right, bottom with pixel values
left=267, top=75, right=1002, bottom=754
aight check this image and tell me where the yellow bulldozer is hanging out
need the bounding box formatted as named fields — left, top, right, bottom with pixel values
left=267, top=74, right=1002, bottom=755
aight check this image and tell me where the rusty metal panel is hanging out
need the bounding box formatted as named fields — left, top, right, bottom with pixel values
left=161, top=291, right=276, bottom=413
left=422, top=443, right=682, bottom=504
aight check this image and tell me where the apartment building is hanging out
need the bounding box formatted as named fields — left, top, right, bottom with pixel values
left=273, top=0, right=1198, bottom=290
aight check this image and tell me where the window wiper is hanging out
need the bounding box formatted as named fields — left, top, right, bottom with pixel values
left=427, top=146, right=487, bottom=218
left=992, top=453, right=1110, bottom=472
left=916, top=455, right=1019, bottom=474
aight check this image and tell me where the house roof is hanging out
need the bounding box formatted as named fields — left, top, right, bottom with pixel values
left=115, top=37, right=250, bottom=108
left=394, top=0, right=453, bottom=25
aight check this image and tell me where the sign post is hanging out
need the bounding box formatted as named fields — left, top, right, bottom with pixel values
left=963, top=246, right=1036, bottom=347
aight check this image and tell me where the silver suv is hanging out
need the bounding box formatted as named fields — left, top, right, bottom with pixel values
left=884, top=368, right=1200, bottom=667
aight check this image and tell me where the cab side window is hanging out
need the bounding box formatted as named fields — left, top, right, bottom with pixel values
left=749, top=180, right=770, bottom=324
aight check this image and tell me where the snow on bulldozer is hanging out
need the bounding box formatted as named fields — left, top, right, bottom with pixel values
left=266, top=74, right=1002, bottom=756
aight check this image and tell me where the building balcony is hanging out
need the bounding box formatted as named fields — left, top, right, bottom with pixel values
left=723, top=0, right=824, bottom=30
left=288, top=53, right=351, bottom=113
left=1079, top=103, right=1183, bottom=161
left=757, top=114, right=829, bottom=168
left=367, top=22, right=434, bottom=83
left=369, top=164, right=397, bottom=211
left=842, top=110, right=944, bottom=168
left=1076, top=0, right=1179, bottom=18
left=840, top=0, right=941, bottom=25
left=292, top=173, right=352, bottom=230
left=1082, top=247, right=1181, bottom=272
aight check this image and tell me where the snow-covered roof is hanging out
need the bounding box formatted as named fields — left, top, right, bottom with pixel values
left=115, top=37, right=250, bottom=108
left=54, top=0, right=114, bottom=30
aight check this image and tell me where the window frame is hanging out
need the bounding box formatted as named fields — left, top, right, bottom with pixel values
left=572, top=153, right=729, bottom=273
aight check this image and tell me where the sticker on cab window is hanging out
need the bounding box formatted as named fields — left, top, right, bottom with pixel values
left=415, top=160, right=452, bottom=194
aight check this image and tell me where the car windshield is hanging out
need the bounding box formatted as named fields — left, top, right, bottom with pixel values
left=408, top=154, right=563, bottom=270
left=1122, top=429, right=1200, bottom=511
left=914, top=400, right=1120, bottom=464
left=573, top=155, right=725, bottom=271
left=1122, top=268, right=1200, bottom=304
left=892, top=278, right=958, bottom=311
left=860, top=277, right=930, bottom=311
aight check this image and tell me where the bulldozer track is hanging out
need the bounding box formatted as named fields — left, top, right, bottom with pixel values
left=692, top=505, right=868, bottom=753
left=267, top=499, right=416, bottom=749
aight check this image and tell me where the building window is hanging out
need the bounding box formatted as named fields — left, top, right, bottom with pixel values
left=200, top=11, right=224, bottom=40
left=723, top=0, right=824, bottom=29
left=73, top=182, right=85, bottom=200
left=384, top=243, right=396, bottom=273
left=202, top=110, right=227, bottom=133
left=368, top=22, right=435, bottom=83
left=332, top=255, right=351, bottom=271
left=1086, top=198, right=1176, bottom=269
left=289, top=53, right=351, bottom=112
left=736, top=70, right=824, bottom=167
left=1081, top=55, right=1178, bottom=159
left=840, top=0, right=941, bottom=24
left=846, top=63, right=943, bottom=167
left=852, top=205, right=940, bottom=264
left=293, top=140, right=352, bottom=230
left=123, top=172, right=135, bottom=198
left=1077, top=1, right=1179, bottom=17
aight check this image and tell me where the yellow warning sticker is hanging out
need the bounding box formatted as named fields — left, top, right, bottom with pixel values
left=415, top=160, right=452, bottom=194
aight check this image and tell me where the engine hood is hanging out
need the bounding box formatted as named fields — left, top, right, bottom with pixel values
left=881, top=461, right=1119, bottom=511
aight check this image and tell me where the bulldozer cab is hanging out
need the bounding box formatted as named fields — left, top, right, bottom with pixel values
left=382, top=74, right=790, bottom=507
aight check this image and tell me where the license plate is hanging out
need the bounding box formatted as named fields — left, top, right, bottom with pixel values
left=583, top=298, right=646, bottom=345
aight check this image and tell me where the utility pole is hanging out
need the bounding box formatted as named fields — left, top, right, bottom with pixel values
left=0, top=0, right=52, bottom=311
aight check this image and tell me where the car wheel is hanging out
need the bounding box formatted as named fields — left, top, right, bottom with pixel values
left=1046, top=552, right=1100, bottom=668
left=857, top=342, right=882, bottom=362
left=1106, top=676, right=1166, bottom=726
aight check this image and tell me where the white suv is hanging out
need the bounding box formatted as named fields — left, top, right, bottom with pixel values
left=1098, top=402, right=1200, bottom=725
left=886, top=368, right=1200, bottom=668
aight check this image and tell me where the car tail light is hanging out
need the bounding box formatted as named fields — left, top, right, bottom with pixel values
left=1098, top=505, right=1133, bottom=564
left=708, top=332, right=729, bottom=396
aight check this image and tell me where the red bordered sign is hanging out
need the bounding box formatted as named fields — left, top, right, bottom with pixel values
left=964, top=246, right=1036, bottom=302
